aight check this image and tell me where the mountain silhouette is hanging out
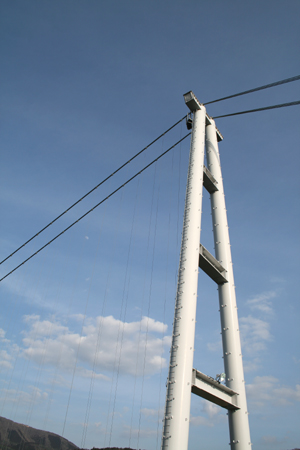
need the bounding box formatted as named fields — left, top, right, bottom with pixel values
left=0, top=417, right=78, bottom=450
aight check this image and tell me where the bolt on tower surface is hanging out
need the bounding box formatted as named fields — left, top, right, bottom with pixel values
left=161, top=92, right=251, bottom=450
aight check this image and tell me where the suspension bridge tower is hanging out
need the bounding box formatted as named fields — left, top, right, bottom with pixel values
left=161, top=92, right=251, bottom=450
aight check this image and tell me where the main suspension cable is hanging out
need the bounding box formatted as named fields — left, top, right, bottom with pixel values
left=204, top=75, right=300, bottom=105
left=2, top=77, right=299, bottom=267
left=213, top=100, right=300, bottom=118
left=0, top=132, right=191, bottom=283
left=0, top=115, right=186, bottom=266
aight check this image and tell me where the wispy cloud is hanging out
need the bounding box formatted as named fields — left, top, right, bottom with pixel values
left=190, top=399, right=226, bottom=428
left=269, top=276, right=286, bottom=284
left=1, top=276, right=59, bottom=312
left=246, top=291, right=276, bottom=315
left=0, top=328, right=8, bottom=341
left=121, top=424, right=158, bottom=438
left=202, top=401, right=221, bottom=419
left=207, top=292, right=276, bottom=369
left=0, top=349, right=13, bottom=370
left=240, top=315, right=273, bottom=354
left=141, top=407, right=163, bottom=418
left=0, top=386, right=48, bottom=406
left=292, top=356, right=300, bottom=365
left=239, top=290, right=278, bottom=372
left=246, top=375, right=300, bottom=408
left=190, top=415, right=214, bottom=427
left=207, top=340, right=222, bottom=353
left=242, top=357, right=261, bottom=373
left=261, top=434, right=289, bottom=446
left=0, top=328, right=19, bottom=370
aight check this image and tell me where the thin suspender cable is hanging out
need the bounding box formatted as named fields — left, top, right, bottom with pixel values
left=213, top=100, right=300, bottom=118
left=152, top=132, right=166, bottom=450
left=10, top=248, right=49, bottom=421
left=61, top=216, right=103, bottom=439
left=42, top=199, right=96, bottom=432
left=204, top=75, right=300, bottom=105
left=0, top=133, right=191, bottom=283
left=107, top=193, right=137, bottom=448
left=176, top=119, right=183, bottom=252
left=154, top=134, right=170, bottom=449
left=25, top=219, right=79, bottom=428
left=103, top=188, right=129, bottom=448
left=155, top=135, right=182, bottom=450
left=127, top=179, right=149, bottom=449
left=137, top=158, right=161, bottom=450
left=95, top=190, right=126, bottom=449
left=0, top=116, right=186, bottom=266
left=0, top=258, right=28, bottom=358
left=60, top=183, right=111, bottom=440
left=81, top=177, right=141, bottom=449
left=129, top=161, right=158, bottom=449
left=81, top=196, right=112, bottom=448
left=0, top=263, right=30, bottom=418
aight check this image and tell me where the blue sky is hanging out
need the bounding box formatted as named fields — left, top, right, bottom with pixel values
left=0, top=1, right=300, bottom=450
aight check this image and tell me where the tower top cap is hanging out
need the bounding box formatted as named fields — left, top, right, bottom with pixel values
left=183, top=91, right=202, bottom=112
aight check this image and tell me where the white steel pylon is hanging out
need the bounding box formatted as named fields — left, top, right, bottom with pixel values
left=161, top=92, right=251, bottom=450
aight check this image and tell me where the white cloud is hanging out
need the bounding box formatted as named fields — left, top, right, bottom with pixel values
left=76, top=367, right=110, bottom=381
left=239, top=291, right=277, bottom=373
left=141, top=408, right=157, bottom=417
left=20, top=314, right=171, bottom=377
left=207, top=340, right=222, bottom=352
left=243, top=357, right=261, bottom=373
left=246, top=376, right=300, bottom=408
left=202, top=401, right=220, bottom=419
left=23, top=314, right=68, bottom=337
left=71, top=313, right=85, bottom=321
left=0, top=328, right=7, bottom=340
left=293, top=356, right=300, bottom=365
left=269, top=276, right=286, bottom=284
left=141, top=407, right=163, bottom=419
left=190, top=399, right=226, bottom=428
left=208, top=291, right=276, bottom=360
left=0, top=386, right=48, bottom=406
left=0, top=349, right=13, bottom=369
left=190, top=415, right=214, bottom=427
left=47, top=374, right=70, bottom=388
left=240, top=315, right=272, bottom=354
left=246, top=291, right=276, bottom=315
left=0, top=329, right=19, bottom=369
left=0, top=328, right=11, bottom=352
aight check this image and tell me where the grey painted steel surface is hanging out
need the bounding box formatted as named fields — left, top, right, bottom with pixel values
left=198, top=243, right=228, bottom=284
left=191, top=369, right=239, bottom=411
left=161, top=106, right=206, bottom=450
left=206, top=120, right=251, bottom=449
left=203, top=165, right=219, bottom=193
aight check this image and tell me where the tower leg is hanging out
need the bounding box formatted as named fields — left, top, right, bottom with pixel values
left=205, top=121, right=251, bottom=449
left=161, top=106, right=206, bottom=450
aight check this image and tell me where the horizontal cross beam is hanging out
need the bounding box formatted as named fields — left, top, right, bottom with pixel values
left=191, top=369, right=240, bottom=411
left=199, top=244, right=228, bottom=284
left=203, top=165, right=218, bottom=193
